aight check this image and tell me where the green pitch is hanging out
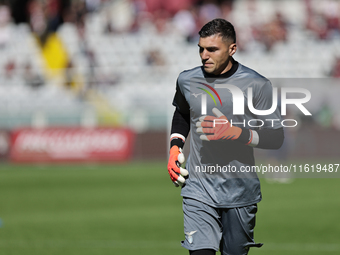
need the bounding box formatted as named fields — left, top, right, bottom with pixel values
left=0, top=161, right=339, bottom=255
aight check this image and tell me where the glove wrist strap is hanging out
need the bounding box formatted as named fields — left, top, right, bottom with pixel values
left=170, top=133, right=186, bottom=149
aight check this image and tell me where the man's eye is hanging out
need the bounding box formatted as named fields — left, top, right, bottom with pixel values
left=199, top=47, right=204, bottom=53
left=208, top=48, right=217, bottom=52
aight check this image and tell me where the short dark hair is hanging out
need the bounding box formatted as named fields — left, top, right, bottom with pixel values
left=198, top=18, right=236, bottom=43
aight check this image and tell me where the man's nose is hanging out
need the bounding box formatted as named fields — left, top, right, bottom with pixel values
left=201, top=49, right=209, bottom=60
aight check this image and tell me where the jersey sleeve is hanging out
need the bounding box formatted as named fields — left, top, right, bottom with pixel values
left=172, top=79, right=190, bottom=115
left=170, top=109, right=190, bottom=148
left=247, top=79, right=284, bottom=149
left=171, top=77, right=191, bottom=148
left=256, top=128, right=284, bottom=149
left=252, top=80, right=282, bottom=130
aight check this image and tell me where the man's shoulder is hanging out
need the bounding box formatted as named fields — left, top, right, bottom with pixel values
left=236, top=63, right=272, bottom=90
left=178, top=66, right=203, bottom=82
left=237, top=63, right=268, bottom=80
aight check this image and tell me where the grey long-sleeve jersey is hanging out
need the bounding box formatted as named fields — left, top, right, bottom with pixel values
left=172, top=61, right=283, bottom=208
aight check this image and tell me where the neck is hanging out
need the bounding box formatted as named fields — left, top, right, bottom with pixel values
left=220, top=57, right=234, bottom=75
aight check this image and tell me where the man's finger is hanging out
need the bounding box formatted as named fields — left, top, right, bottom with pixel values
left=170, top=168, right=187, bottom=183
left=200, top=134, right=219, bottom=141
left=200, top=134, right=210, bottom=141
left=197, top=127, right=215, bottom=134
left=177, top=174, right=186, bottom=184
left=177, top=153, right=185, bottom=164
left=180, top=167, right=188, bottom=176
left=173, top=181, right=179, bottom=187
left=196, top=121, right=214, bottom=127
left=199, top=115, right=216, bottom=122
left=212, top=108, right=224, bottom=118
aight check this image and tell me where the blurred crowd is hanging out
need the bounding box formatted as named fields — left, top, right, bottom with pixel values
left=0, top=0, right=339, bottom=131
left=0, top=0, right=340, bottom=90
left=2, top=0, right=340, bottom=47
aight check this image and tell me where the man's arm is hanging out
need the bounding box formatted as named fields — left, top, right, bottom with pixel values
left=168, top=109, right=191, bottom=187
left=170, top=109, right=190, bottom=149
left=249, top=79, right=284, bottom=149
left=167, top=78, right=191, bottom=187
left=240, top=127, right=284, bottom=149
left=197, top=108, right=284, bottom=149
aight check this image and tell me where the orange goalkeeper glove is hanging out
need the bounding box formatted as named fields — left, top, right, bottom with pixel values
left=196, top=108, right=242, bottom=141
left=167, top=145, right=188, bottom=187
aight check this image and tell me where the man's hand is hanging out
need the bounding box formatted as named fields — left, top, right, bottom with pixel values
left=196, top=108, right=242, bottom=141
left=167, top=146, right=189, bottom=187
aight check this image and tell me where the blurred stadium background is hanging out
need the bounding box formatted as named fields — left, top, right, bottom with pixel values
left=0, top=0, right=340, bottom=254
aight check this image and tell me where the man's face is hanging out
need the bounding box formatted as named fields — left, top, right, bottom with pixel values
left=198, top=34, right=236, bottom=75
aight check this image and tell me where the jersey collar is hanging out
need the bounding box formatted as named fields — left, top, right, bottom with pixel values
left=202, top=58, right=239, bottom=79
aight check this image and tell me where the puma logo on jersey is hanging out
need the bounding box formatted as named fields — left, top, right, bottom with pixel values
left=192, top=93, right=203, bottom=98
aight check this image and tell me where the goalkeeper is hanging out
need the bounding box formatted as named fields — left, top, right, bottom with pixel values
left=167, top=19, right=284, bottom=255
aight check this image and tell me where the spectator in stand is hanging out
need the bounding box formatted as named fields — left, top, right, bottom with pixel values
left=220, top=0, right=233, bottom=18
left=2, top=59, right=22, bottom=86
left=28, top=0, right=47, bottom=42
left=85, top=0, right=102, bottom=13
left=259, top=12, right=287, bottom=51
left=329, top=57, right=340, bottom=78
left=172, top=6, right=199, bottom=42
left=4, top=59, right=15, bottom=80
left=145, top=49, right=166, bottom=66
left=63, top=0, right=87, bottom=32
left=64, top=59, right=76, bottom=89
left=305, top=0, right=340, bottom=40
left=0, top=4, right=11, bottom=48
left=28, top=0, right=64, bottom=45
left=128, top=0, right=149, bottom=33
left=198, top=0, right=222, bottom=26
left=22, top=62, right=45, bottom=88
left=103, top=9, right=116, bottom=34
left=153, top=8, right=171, bottom=34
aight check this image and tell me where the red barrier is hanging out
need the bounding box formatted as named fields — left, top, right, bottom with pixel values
left=9, top=127, right=134, bottom=163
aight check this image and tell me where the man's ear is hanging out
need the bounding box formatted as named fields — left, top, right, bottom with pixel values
left=229, top=43, right=237, bottom=56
